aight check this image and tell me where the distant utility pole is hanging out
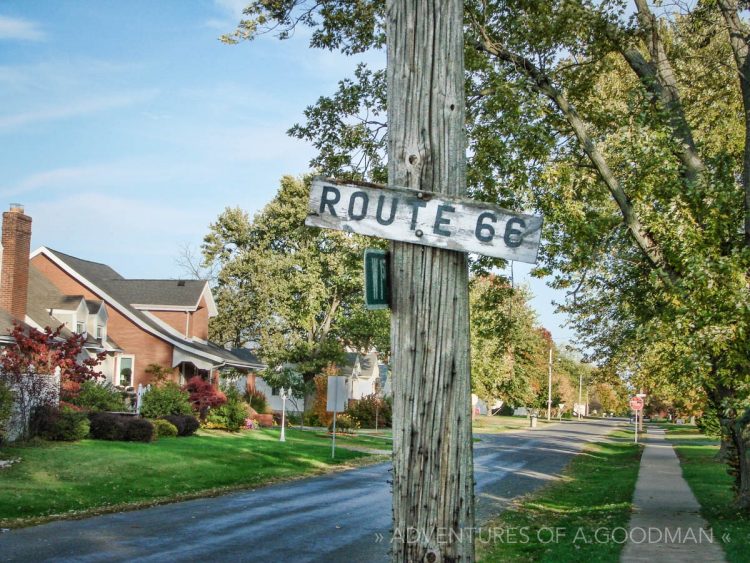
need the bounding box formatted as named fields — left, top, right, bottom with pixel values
left=578, top=374, right=583, bottom=420
left=387, top=0, right=475, bottom=560
left=547, top=348, right=552, bottom=421
left=585, top=388, right=589, bottom=418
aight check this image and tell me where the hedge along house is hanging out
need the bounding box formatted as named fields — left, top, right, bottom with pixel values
left=28, top=247, right=263, bottom=388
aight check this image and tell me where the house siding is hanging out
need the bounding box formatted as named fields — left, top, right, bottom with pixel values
left=191, top=296, right=209, bottom=340
left=150, top=310, right=189, bottom=337
left=30, top=254, right=178, bottom=387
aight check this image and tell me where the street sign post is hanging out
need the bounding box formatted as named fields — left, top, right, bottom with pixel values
left=630, top=397, right=644, bottom=444
left=327, top=376, right=348, bottom=458
left=306, top=178, right=543, bottom=263
left=364, top=249, right=390, bottom=309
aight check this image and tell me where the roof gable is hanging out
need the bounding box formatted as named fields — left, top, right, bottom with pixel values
left=29, top=247, right=248, bottom=368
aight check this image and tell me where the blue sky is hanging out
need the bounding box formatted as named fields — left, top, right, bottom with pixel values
left=0, top=1, right=575, bottom=344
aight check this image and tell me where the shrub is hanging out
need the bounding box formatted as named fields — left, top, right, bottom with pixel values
left=89, top=412, right=127, bottom=440
left=33, top=405, right=90, bottom=441
left=0, top=379, right=14, bottom=442
left=348, top=394, right=392, bottom=428
left=499, top=403, right=515, bottom=416
left=562, top=411, right=573, bottom=420
left=184, top=376, right=226, bottom=419
left=245, top=388, right=269, bottom=414
left=286, top=412, right=302, bottom=426
left=140, top=382, right=192, bottom=418
left=205, top=385, right=247, bottom=431
left=70, top=380, right=125, bottom=412
left=124, top=417, right=154, bottom=442
left=151, top=418, right=178, bottom=438
left=328, top=413, right=359, bottom=434
left=303, top=412, right=322, bottom=427
left=163, top=414, right=200, bottom=436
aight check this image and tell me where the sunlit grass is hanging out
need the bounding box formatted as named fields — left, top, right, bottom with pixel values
left=478, top=431, right=642, bottom=562
left=669, top=427, right=750, bottom=563
left=0, top=428, right=387, bottom=527
left=472, top=414, right=556, bottom=434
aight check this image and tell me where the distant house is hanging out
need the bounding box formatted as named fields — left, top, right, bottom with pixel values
left=0, top=205, right=263, bottom=388
left=250, top=351, right=389, bottom=414
left=340, top=351, right=386, bottom=400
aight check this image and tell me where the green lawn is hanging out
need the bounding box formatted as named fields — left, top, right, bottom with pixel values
left=0, top=428, right=390, bottom=528
left=472, top=414, right=557, bottom=434
left=668, top=427, right=750, bottom=562
left=478, top=431, right=642, bottom=562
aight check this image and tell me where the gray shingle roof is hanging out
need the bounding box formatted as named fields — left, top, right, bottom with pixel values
left=25, top=267, right=110, bottom=351
left=229, top=347, right=264, bottom=367
left=42, top=248, right=258, bottom=370
left=0, top=308, right=22, bottom=342
left=103, top=279, right=206, bottom=308
left=45, top=248, right=123, bottom=282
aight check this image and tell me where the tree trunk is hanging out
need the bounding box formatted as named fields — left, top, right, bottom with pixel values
left=387, top=1, right=475, bottom=561
left=709, top=382, right=750, bottom=510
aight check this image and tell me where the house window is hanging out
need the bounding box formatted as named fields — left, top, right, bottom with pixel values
left=271, top=387, right=280, bottom=396
left=119, top=356, right=134, bottom=387
left=76, top=321, right=85, bottom=334
left=96, top=325, right=104, bottom=340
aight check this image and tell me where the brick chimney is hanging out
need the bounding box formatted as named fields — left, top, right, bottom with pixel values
left=0, top=204, right=32, bottom=320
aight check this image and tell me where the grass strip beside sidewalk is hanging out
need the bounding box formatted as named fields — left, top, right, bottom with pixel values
left=478, top=431, right=642, bottom=562
left=0, top=428, right=389, bottom=528
left=668, top=427, right=750, bottom=563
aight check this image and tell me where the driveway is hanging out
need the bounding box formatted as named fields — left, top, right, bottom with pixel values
left=0, top=418, right=620, bottom=562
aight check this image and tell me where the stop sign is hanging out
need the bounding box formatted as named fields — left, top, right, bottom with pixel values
left=630, top=397, right=644, bottom=411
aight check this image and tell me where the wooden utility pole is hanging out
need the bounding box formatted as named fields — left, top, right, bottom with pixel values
left=387, top=1, right=475, bottom=561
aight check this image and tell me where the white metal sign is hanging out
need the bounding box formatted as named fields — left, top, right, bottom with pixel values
left=306, top=178, right=542, bottom=264
left=326, top=376, right=348, bottom=412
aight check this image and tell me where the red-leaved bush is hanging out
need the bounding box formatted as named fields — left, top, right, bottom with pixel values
left=0, top=323, right=105, bottom=439
left=183, top=376, right=226, bottom=419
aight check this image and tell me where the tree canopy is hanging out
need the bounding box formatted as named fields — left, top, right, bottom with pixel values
left=202, top=175, right=389, bottom=378
left=225, top=0, right=750, bottom=507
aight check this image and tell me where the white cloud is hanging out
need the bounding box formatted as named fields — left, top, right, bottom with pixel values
left=0, top=90, right=158, bottom=132
left=0, top=157, right=216, bottom=198
left=0, top=15, right=45, bottom=41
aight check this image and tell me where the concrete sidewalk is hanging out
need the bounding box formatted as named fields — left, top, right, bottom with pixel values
left=621, top=428, right=726, bottom=562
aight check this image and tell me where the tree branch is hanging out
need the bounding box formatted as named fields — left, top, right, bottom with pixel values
left=610, top=1, right=706, bottom=186
left=475, top=35, right=677, bottom=285
left=717, top=0, right=750, bottom=245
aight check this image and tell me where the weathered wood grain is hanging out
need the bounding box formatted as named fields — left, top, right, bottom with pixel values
left=387, top=0, right=475, bottom=561
left=306, top=178, right=542, bottom=263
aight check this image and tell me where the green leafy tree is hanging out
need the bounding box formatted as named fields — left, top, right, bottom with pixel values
left=259, top=366, right=307, bottom=419
left=470, top=275, right=589, bottom=415
left=223, top=1, right=750, bottom=509
left=202, top=175, right=389, bottom=379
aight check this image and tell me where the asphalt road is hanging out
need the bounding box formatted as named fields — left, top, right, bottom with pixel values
left=0, top=418, right=620, bottom=562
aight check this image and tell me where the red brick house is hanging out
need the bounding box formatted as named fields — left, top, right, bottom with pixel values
left=0, top=204, right=263, bottom=388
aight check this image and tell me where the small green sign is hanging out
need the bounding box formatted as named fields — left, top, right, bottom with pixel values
left=364, top=249, right=390, bottom=309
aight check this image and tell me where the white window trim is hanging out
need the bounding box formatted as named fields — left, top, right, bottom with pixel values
left=118, top=355, right=136, bottom=387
